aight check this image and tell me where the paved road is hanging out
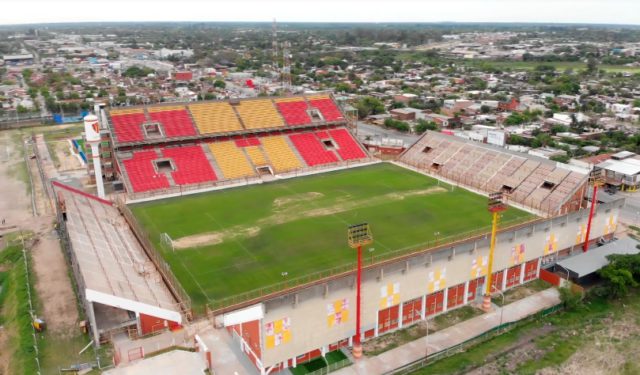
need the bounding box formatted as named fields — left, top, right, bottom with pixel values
left=334, top=288, right=561, bottom=375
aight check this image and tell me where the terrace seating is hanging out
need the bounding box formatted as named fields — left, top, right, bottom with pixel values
left=289, top=132, right=339, bottom=167
left=121, top=150, right=170, bottom=192
left=148, top=107, right=197, bottom=138
left=188, top=102, right=243, bottom=134
left=235, top=99, right=284, bottom=130
left=244, top=146, right=268, bottom=166
left=110, top=111, right=146, bottom=143
left=327, top=129, right=367, bottom=160
left=399, top=131, right=588, bottom=214
left=161, top=146, right=218, bottom=185
left=275, top=98, right=312, bottom=126
left=208, top=141, right=256, bottom=179
left=308, top=97, right=344, bottom=122
left=261, top=136, right=303, bottom=173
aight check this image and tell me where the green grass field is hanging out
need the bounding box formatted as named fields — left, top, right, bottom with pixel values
left=131, top=163, right=532, bottom=310
left=466, top=60, right=640, bottom=73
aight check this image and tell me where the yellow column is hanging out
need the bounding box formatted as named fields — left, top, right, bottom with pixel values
left=482, top=211, right=500, bottom=311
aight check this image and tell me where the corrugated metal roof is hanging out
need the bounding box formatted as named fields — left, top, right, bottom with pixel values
left=556, top=237, right=639, bottom=278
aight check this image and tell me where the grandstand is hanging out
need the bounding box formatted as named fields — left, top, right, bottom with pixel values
left=107, top=94, right=369, bottom=198
left=400, top=131, right=588, bottom=216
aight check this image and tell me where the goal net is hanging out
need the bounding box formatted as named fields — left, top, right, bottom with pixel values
left=160, top=232, right=174, bottom=252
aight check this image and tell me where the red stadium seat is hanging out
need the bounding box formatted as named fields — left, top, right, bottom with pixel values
left=327, top=129, right=367, bottom=160
left=121, top=150, right=170, bottom=192
left=289, top=132, right=339, bottom=166
left=309, top=99, right=344, bottom=122
left=111, top=113, right=146, bottom=142
left=149, top=109, right=198, bottom=138
left=161, top=146, right=218, bottom=185
left=276, top=101, right=312, bottom=126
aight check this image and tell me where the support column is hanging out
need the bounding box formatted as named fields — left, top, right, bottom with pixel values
left=442, top=288, right=449, bottom=312
left=398, top=302, right=404, bottom=329
left=87, top=301, right=100, bottom=348
left=519, top=263, right=526, bottom=285
left=420, top=295, right=426, bottom=320
left=374, top=312, right=379, bottom=337
left=536, top=257, right=542, bottom=278
left=463, top=280, right=469, bottom=305
left=501, top=270, right=507, bottom=291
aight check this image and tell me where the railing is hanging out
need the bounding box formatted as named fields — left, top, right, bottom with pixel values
left=125, top=157, right=379, bottom=203
left=207, top=214, right=539, bottom=315
left=387, top=303, right=564, bottom=375
left=116, top=199, right=193, bottom=318
left=306, top=358, right=352, bottom=375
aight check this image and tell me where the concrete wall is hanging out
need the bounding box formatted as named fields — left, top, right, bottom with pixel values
left=236, top=199, right=622, bottom=370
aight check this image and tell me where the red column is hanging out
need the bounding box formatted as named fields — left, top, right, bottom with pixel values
left=351, top=244, right=364, bottom=358
left=583, top=185, right=598, bottom=252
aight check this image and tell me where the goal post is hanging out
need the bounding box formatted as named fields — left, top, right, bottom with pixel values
left=160, top=232, right=174, bottom=252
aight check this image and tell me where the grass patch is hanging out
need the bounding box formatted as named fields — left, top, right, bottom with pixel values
left=410, top=292, right=638, bottom=374
left=364, top=306, right=483, bottom=356
left=0, top=240, right=42, bottom=375
left=131, top=163, right=532, bottom=310
left=463, top=60, right=640, bottom=73
left=290, top=350, right=349, bottom=375
left=492, top=279, right=552, bottom=307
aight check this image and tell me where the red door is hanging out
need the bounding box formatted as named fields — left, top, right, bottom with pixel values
left=378, top=305, right=400, bottom=334
left=506, top=265, right=522, bottom=288
left=447, top=283, right=465, bottom=309
left=426, top=291, right=444, bottom=316
left=491, top=271, right=504, bottom=292
left=524, top=259, right=538, bottom=281
left=468, top=277, right=485, bottom=302
left=402, top=298, right=423, bottom=326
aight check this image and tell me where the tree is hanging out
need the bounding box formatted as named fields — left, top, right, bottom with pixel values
left=390, top=101, right=406, bottom=109
left=480, top=105, right=491, bottom=114
left=383, top=118, right=410, bottom=132
left=16, top=105, right=28, bottom=114
left=586, top=57, right=598, bottom=75
left=599, top=265, right=637, bottom=298
left=415, top=119, right=438, bottom=134
left=213, top=80, right=226, bottom=89
left=355, top=96, right=385, bottom=119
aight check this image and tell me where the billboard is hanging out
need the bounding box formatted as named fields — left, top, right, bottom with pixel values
left=83, top=114, right=101, bottom=142
left=487, top=130, right=506, bottom=147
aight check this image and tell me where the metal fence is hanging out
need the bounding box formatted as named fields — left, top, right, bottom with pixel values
left=124, top=158, right=379, bottom=203
left=387, top=303, right=564, bottom=375
left=305, top=358, right=352, bottom=375
left=206, top=214, right=539, bottom=315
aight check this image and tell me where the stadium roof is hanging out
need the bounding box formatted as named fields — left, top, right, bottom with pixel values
left=556, top=237, right=639, bottom=278
left=55, top=183, right=181, bottom=322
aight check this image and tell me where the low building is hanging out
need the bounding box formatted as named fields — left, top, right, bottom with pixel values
left=596, top=151, right=640, bottom=189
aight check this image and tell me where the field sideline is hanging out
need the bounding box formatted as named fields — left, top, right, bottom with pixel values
left=131, top=163, right=532, bottom=310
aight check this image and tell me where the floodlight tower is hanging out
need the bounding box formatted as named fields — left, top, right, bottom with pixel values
left=347, top=223, right=373, bottom=359
left=271, top=19, right=279, bottom=76
left=282, top=41, right=292, bottom=93
left=481, top=192, right=507, bottom=312
left=583, top=169, right=605, bottom=252
left=83, top=114, right=105, bottom=198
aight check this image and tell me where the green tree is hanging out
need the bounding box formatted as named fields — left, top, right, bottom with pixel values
left=599, top=265, right=637, bottom=298
left=213, top=80, right=226, bottom=89
left=355, top=96, right=385, bottom=119
left=415, top=119, right=438, bottom=134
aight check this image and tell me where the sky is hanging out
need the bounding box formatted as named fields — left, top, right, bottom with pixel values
left=0, top=0, right=639, bottom=26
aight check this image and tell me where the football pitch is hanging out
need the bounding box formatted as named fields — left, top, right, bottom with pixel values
left=131, top=163, right=533, bottom=310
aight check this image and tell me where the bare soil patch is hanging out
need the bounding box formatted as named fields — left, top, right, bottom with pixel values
left=174, top=186, right=446, bottom=250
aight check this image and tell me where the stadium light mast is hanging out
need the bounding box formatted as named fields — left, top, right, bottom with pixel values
left=347, top=222, right=373, bottom=359
left=481, top=192, right=507, bottom=312
left=583, top=169, right=605, bottom=252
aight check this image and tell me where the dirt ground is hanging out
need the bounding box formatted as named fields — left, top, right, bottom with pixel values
left=0, top=129, right=81, bottom=370
left=173, top=186, right=447, bottom=249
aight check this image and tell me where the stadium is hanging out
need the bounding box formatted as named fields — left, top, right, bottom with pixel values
left=53, top=94, right=622, bottom=374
